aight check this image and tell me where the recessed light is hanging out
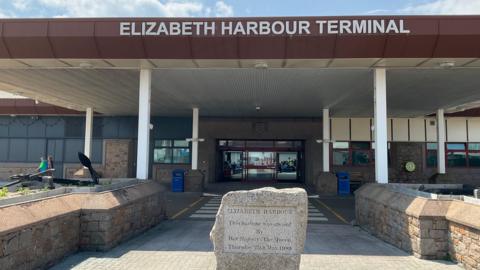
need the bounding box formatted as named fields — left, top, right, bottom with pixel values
left=254, top=61, right=268, bottom=69
left=79, top=61, right=94, bottom=68
left=439, top=61, right=455, bottom=68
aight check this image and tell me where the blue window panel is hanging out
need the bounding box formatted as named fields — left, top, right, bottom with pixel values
left=9, top=138, right=27, bottom=161
left=27, top=139, right=46, bottom=162
left=65, top=117, right=85, bottom=137
left=101, top=117, right=119, bottom=138
left=47, top=139, right=64, bottom=162
left=27, top=120, right=46, bottom=137
left=118, top=117, right=137, bottom=138
left=9, top=118, right=28, bottom=137
left=0, top=117, right=11, bottom=137
left=45, top=117, right=65, bottom=138
left=91, top=139, right=103, bottom=163
left=92, top=117, right=103, bottom=138
left=0, top=139, right=8, bottom=161
left=64, top=139, right=84, bottom=163
left=152, top=117, right=192, bottom=139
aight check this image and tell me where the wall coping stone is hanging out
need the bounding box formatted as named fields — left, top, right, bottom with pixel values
left=356, top=183, right=480, bottom=230
left=355, top=184, right=451, bottom=218
left=0, top=179, right=140, bottom=207
left=0, top=181, right=165, bottom=236
left=445, top=200, right=480, bottom=231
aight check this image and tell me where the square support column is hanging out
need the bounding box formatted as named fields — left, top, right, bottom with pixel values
left=437, top=109, right=446, bottom=174
left=136, top=69, right=152, bottom=180
left=192, top=107, right=199, bottom=170
left=374, top=68, right=389, bottom=183
left=322, top=108, right=330, bottom=172
left=84, top=107, right=93, bottom=158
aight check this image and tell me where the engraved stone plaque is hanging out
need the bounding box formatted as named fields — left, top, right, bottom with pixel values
left=210, top=187, right=308, bottom=270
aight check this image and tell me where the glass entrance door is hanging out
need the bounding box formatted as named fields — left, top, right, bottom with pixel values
left=218, top=140, right=304, bottom=183
left=277, top=152, right=298, bottom=181
left=245, top=151, right=276, bottom=181
left=222, top=151, right=244, bottom=181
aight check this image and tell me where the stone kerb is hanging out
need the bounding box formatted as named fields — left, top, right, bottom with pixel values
left=210, top=187, right=308, bottom=270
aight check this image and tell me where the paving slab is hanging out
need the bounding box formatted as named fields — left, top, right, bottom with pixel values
left=50, top=219, right=461, bottom=270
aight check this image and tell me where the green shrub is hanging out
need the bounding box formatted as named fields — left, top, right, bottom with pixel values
left=0, top=187, right=8, bottom=198
left=16, top=187, right=31, bottom=196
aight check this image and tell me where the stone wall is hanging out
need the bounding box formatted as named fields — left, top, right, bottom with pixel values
left=449, top=222, right=480, bottom=270
left=356, top=184, right=480, bottom=268
left=0, top=212, right=80, bottom=270
left=446, top=200, right=480, bottom=270
left=355, top=184, right=450, bottom=259
left=0, top=181, right=166, bottom=270
left=0, top=163, right=38, bottom=180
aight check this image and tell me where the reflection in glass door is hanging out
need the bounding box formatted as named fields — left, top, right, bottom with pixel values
left=246, top=151, right=276, bottom=181
left=223, top=151, right=243, bottom=181
left=218, top=140, right=304, bottom=183
left=277, top=152, right=298, bottom=181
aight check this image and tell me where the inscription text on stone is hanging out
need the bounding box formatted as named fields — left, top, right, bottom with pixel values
left=223, top=206, right=296, bottom=254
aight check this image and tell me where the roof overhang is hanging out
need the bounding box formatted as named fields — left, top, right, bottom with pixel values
left=0, top=16, right=480, bottom=60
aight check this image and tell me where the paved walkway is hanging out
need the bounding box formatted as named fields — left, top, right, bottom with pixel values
left=51, top=196, right=461, bottom=270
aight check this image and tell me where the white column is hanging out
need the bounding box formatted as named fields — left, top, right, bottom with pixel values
left=84, top=107, right=93, bottom=158
left=437, top=109, right=446, bottom=174
left=192, top=107, right=199, bottom=170
left=322, top=108, right=330, bottom=172
left=136, top=69, right=152, bottom=180
left=374, top=68, right=389, bottom=183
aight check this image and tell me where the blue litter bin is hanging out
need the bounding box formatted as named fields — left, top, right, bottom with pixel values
left=336, top=172, right=350, bottom=196
left=172, top=169, right=185, bottom=192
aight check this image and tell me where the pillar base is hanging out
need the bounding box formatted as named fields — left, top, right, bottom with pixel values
left=185, top=170, right=205, bottom=192
left=315, top=172, right=337, bottom=195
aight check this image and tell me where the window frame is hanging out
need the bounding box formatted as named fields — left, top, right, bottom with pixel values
left=331, top=141, right=375, bottom=167
left=153, top=139, right=191, bottom=164
left=426, top=142, right=480, bottom=168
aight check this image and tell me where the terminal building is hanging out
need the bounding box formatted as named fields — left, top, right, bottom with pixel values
left=0, top=16, right=480, bottom=193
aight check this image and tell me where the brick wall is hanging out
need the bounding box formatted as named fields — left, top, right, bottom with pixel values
left=103, top=139, right=135, bottom=178
left=0, top=181, right=166, bottom=270
left=0, top=164, right=38, bottom=180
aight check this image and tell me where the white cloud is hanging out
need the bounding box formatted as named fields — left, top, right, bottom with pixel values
left=401, top=0, right=480, bottom=15
left=12, top=0, right=29, bottom=11
left=38, top=0, right=205, bottom=17
left=0, top=0, right=233, bottom=18
left=214, top=1, right=233, bottom=17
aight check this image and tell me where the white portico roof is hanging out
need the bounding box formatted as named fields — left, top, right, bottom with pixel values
left=0, top=60, right=478, bottom=117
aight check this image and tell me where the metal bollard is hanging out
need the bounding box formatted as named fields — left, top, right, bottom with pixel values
left=474, top=189, right=479, bottom=199
left=42, top=176, right=55, bottom=189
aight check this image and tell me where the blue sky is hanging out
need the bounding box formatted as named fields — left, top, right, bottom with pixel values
left=0, top=0, right=479, bottom=18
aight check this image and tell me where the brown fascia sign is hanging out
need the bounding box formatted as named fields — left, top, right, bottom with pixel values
left=0, top=16, right=479, bottom=59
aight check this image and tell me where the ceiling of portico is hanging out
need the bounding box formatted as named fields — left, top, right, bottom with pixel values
left=0, top=64, right=478, bottom=117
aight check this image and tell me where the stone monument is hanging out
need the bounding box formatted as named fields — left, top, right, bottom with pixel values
left=210, top=187, right=308, bottom=270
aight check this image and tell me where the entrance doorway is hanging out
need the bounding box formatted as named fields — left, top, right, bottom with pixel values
left=218, top=140, right=304, bottom=183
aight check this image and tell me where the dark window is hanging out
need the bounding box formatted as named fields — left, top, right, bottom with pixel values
left=153, top=139, right=191, bottom=164
left=332, top=141, right=380, bottom=166
left=429, top=143, right=480, bottom=168
left=351, top=142, right=372, bottom=166
left=332, top=142, right=349, bottom=166
left=468, top=143, right=480, bottom=167
left=447, top=143, right=467, bottom=167
left=426, top=143, right=438, bottom=167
